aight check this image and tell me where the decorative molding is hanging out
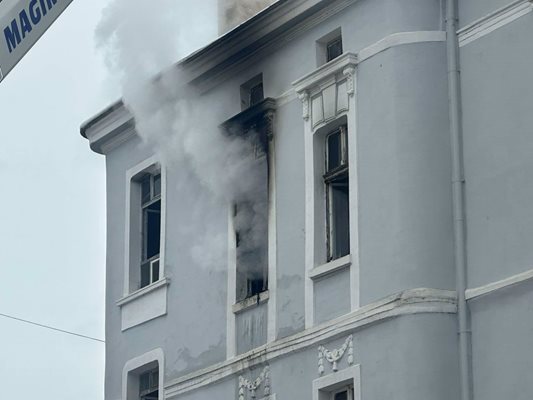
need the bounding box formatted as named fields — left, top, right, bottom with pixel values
left=122, top=348, right=164, bottom=400
left=313, top=365, right=361, bottom=400
left=466, top=268, right=533, bottom=300
left=116, top=277, right=170, bottom=307
left=343, top=67, right=356, bottom=96
left=165, top=288, right=456, bottom=398
left=298, top=91, right=310, bottom=121
left=458, top=0, right=533, bottom=47
left=357, top=31, right=446, bottom=62
left=318, top=335, right=354, bottom=375
left=238, top=366, right=271, bottom=400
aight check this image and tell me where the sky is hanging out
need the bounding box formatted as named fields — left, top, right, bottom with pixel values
left=0, top=1, right=217, bottom=399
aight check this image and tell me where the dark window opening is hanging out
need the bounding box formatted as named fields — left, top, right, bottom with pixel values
left=139, top=369, right=158, bottom=400
left=249, top=82, right=264, bottom=107
left=326, top=37, right=343, bottom=62
left=240, top=74, right=264, bottom=110
left=325, top=126, right=350, bottom=261
left=140, top=173, right=161, bottom=289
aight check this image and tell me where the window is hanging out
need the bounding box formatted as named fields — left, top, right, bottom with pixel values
left=326, top=37, right=343, bottom=62
left=140, top=172, right=161, bottom=289
left=316, top=28, right=343, bottom=66
left=240, top=74, right=264, bottom=110
left=324, top=126, right=350, bottom=261
left=332, top=386, right=354, bottom=400
left=139, top=368, right=159, bottom=400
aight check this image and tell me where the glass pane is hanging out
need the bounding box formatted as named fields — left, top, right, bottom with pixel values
left=250, top=82, right=264, bottom=106
left=334, top=390, right=348, bottom=400
left=327, top=37, right=343, bottom=62
left=152, top=260, right=160, bottom=283
left=144, top=200, right=161, bottom=260
left=141, top=176, right=151, bottom=204
left=139, top=372, right=150, bottom=393
left=327, top=131, right=342, bottom=171
left=153, top=174, right=161, bottom=198
left=330, top=174, right=350, bottom=260
left=140, top=261, right=151, bottom=288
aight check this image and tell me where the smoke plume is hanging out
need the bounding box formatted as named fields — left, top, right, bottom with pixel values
left=96, top=0, right=269, bottom=279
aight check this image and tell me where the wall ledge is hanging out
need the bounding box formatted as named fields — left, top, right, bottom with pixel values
left=165, top=287, right=457, bottom=398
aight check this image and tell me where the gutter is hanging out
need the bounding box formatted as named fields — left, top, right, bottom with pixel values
left=446, top=1, right=473, bottom=399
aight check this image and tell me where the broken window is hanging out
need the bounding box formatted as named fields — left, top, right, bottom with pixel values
left=326, top=36, right=343, bottom=62
left=325, top=126, right=350, bottom=261
left=140, top=173, right=161, bottom=289
left=221, top=98, right=276, bottom=303
left=139, top=368, right=158, bottom=400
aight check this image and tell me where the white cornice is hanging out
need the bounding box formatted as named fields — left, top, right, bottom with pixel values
left=165, top=288, right=456, bottom=398
left=458, top=0, right=533, bottom=47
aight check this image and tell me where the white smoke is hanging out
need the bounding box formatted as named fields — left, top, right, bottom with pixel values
left=96, top=0, right=269, bottom=276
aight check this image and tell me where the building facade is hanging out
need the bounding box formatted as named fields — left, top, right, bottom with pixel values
left=80, top=0, right=533, bottom=399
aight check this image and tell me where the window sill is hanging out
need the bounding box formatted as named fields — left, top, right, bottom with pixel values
left=116, top=277, right=170, bottom=331
left=232, top=290, right=269, bottom=314
left=116, top=277, right=170, bottom=307
left=309, top=255, right=351, bottom=280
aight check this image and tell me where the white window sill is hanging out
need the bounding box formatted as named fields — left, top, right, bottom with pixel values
left=116, top=277, right=170, bottom=307
left=232, top=290, right=269, bottom=314
left=116, top=277, right=170, bottom=331
left=309, top=255, right=351, bottom=280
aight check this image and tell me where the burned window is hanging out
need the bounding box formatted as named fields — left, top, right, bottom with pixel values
left=325, top=126, right=350, bottom=261
left=221, top=98, right=276, bottom=303
left=139, top=368, right=158, bottom=400
left=240, top=74, right=264, bottom=110
left=140, top=173, right=161, bottom=289
left=326, top=36, right=343, bottom=62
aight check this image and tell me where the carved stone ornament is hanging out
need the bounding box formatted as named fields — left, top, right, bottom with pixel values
left=318, top=334, right=354, bottom=375
left=238, top=366, right=271, bottom=400
left=342, top=67, right=356, bottom=96
left=297, top=90, right=310, bottom=121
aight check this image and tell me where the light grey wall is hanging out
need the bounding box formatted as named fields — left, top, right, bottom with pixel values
left=99, top=0, right=473, bottom=398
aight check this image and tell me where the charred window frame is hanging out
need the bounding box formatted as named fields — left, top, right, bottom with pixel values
left=222, top=98, right=276, bottom=303
left=140, top=172, right=161, bottom=289
left=139, top=368, right=159, bottom=400
left=324, top=125, right=350, bottom=262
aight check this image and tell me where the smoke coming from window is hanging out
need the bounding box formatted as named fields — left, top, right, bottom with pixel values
left=96, top=0, right=269, bottom=279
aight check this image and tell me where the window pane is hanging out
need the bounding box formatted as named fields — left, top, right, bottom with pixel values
left=330, top=174, right=350, bottom=260
left=250, top=82, right=264, bottom=106
left=152, top=260, right=160, bottom=283
left=327, top=37, right=343, bottom=62
left=144, top=200, right=161, bottom=260
left=334, top=390, right=348, bottom=400
left=140, top=261, right=151, bottom=288
left=153, top=174, right=161, bottom=198
left=141, top=176, right=151, bottom=204
left=327, top=131, right=342, bottom=171
left=139, top=372, right=150, bottom=393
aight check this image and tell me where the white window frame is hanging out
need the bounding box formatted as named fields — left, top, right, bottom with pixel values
left=293, top=53, right=359, bottom=328
left=122, top=348, right=164, bottom=400
left=313, top=364, right=361, bottom=400
left=117, top=156, right=169, bottom=331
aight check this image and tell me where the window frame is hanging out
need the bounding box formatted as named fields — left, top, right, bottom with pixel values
left=140, top=172, right=162, bottom=289
left=312, top=364, right=360, bottom=400
left=324, top=125, right=350, bottom=262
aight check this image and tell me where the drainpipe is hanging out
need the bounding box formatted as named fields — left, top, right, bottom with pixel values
left=446, top=0, right=472, bottom=399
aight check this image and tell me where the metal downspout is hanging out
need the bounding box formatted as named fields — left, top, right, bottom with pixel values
left=446, top=0, right=472, bottom=399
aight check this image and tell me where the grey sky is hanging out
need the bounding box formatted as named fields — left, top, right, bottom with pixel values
left=0, top=1, right=217, bottom=398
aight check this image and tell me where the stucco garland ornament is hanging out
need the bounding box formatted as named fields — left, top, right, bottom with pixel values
left=318, top=334, right=354, bottom=375
left=238, top=366, right=271, bottom=400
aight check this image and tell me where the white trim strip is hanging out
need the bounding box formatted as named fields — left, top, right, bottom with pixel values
left=465, top=268, right=533, bottom=300
left=165, top=288, right=456, bottom=398
left=358, top=31, right=446, bottom=62
left=458, top=0, right=533, bottom=47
